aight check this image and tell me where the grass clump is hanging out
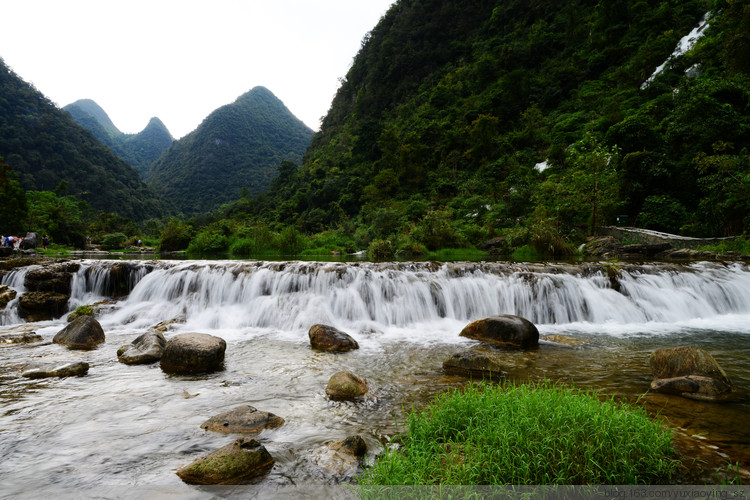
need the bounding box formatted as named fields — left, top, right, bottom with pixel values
left=357, top=381, right=677, bottom=486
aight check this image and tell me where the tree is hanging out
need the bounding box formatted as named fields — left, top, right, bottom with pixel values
left=0, top=157, right=28, bottom=234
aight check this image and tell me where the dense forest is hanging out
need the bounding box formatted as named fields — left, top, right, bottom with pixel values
left=145, top=87, right=313, bottom=217
left=0, top=59, right=164, bottom=222
left=64, top=99, right=174, bottom=176
left=204, top=0, right=748, bottom=258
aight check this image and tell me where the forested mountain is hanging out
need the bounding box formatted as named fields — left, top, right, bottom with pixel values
left=145, top=86, right=313, bottom=217
left=238, top=0, right=749, bottom=252
left=0, top=58, right=164, bottom=221
left=64, top=99, right=173, bottom=176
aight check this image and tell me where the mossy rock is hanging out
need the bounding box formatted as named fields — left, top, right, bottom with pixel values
left=176, top=438, right=274, bottom=485
left=325, top=371, right=369, bottom=400
left=201, top=405, right=285, bottom=434
left=308, top=324, right=359, bottom=352
left=649, top=346, right=731, bottom=385
left=442, top=350, right=507, bottom=380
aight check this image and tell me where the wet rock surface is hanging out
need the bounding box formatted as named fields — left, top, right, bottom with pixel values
left=459, top=315, right=539, bottom=349
left=176, top=438, right=275, bottom=485
left=53, top=316, right=105, bottom=349
left=540, top=334, right=593, bottom=348
left=201, top=405, right=285, bottom=434
left=117, top=330, right=166, bottom=365
left=650, top=346, right=734, bottom=402
left=442, top=350, right=507, bottom=379
left=308, top=324, right=359, bottom=352
left=18, top=292, right=69, bottom=321
left=325, top=371, right=369, bottom=400
left=0, top=332, right=42, bottom=345
left=310, top=435, right=368, bottom=477
left=22, top=361, right=89, bottom=378
left=0, top=285, right=17, bottom=310
left=160, top=332, right=226, bottom=374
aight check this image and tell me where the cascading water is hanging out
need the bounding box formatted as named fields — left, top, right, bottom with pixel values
left=1, top=259, right=749, bottom=494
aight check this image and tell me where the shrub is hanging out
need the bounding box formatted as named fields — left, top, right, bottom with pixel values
left=368, top=239, right=394, bottom=261
left=357, top=381, right=678, bottom=486
left=101, top=233, right=127, bottom=251
left=275, top=226, right=306, bottom=255
left=395, top=240, right=428, bottom=260
left=186, top=231, right=230, bottom=254
left=160, top=218, right=192, bottom=252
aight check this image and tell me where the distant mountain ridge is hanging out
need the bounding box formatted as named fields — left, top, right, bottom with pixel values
left=0, top=59, right=164, bottom=221
left=145, top=86, right=313, bottom=217
left=64, top=99, right=173, bottom=176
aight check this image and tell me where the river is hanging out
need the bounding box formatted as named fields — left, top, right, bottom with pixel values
left=1, top=259, right=748, bottom=496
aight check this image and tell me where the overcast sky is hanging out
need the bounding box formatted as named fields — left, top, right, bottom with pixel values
left=0, top=0, right=395, bottom=138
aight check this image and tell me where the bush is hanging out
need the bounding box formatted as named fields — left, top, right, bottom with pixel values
left=275, top=226, right=306, bottom=255
left=101, top=233, right=127, bottom=251
left=395, top=240, right=428, bottom=260
left=160, top=218, right=192, bottom=252
left=638, top=195, right=687, bottom=233
left=357, top=381, right=677, bottom=486
left=368, top=239, right=394, bottom=261
left=186, top=231, right=230, bottom=254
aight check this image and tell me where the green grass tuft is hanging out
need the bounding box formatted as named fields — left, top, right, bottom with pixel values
left=357, top=381, right=678, bottom=486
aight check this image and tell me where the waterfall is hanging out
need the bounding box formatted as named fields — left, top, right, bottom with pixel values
left=0, top=266, right=31, bottom=325
left=50, top=260, right=750, bottom=336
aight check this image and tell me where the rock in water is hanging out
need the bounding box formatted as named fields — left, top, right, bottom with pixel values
left=18, top=292, right=69, bottom=322
left=308, top=324, right=359, bottom=352
left=176, top=438, right=274, bottom=485
left=160, top=332, right=226, bottom=374
left=649, top=346, right=734, bottom=402
left=0, top=285, right=17, bottom=310
left=329, top=435, right=367, bottom=458
left=459, top=315, right=539, bottom=349
left=53, top=316, right=105, bottom=349
left=201, top=405, right=285, bottom=434
left=442, top=350, right=507, bottom=380
left=117, top=330, right=166, bottom=365
left=311, top=435, right=368, bottom=477
left=325, top=371, right=369, bottom=400
left=22, top=361, right=89, bottom=378
left=650, top=346, right=731, bottom=384
left=0, top=332, right=42, bottom=345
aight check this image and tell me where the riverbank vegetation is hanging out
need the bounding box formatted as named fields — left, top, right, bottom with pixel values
left=357, top=381, right=678, bottom=486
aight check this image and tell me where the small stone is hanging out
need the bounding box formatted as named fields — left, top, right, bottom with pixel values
left=53, top=316, right=105, bottom=349
left=160, top=332, right=226, bottom=374
left=22, top=361, right=89, bottom=378
left=325, top=371, right=369, bottom=400
left=117, top=330, right=166, bottom=365
left=308, top=324, right=359, bottom=352
left=459, top=315, right=539, bottom=349
left=442, top=350, right=506, bottom=380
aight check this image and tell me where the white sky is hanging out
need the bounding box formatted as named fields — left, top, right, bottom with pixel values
left=0, top=0, right=395, bottom=138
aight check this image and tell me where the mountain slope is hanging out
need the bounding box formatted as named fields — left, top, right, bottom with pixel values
left=64, top=99, right=173, bottom=176
left=245, top=0, right=749, bottom=241
left=145, top=86, right=313, bottom=216
left=0, top=59, right=164, bottom=221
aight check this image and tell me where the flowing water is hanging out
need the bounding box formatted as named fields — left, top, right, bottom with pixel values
left=1, top=259, right=749, bottom=496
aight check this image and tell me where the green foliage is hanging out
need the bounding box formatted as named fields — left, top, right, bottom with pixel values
left=368, top=239, right=394, bottom=261
left=275, top=226, right=306, bottom=255
left=0, top=61, right=164, bottom=221
left=25, top=190, right=88, bottom=248
left=410, top=209, right=467, bottom=251
left=0, top=157, right=27, bottom=234
left=67, top=305, right=94, bottom=322
left=637, top=195, right=688, bottom=233
left=187, top=230, right=230, bottom=255
left=101, top=233, right=127, bottom=251
left=144, top=87, right=313, bottom=217
left=159, top=217, right=192, bottom=252
left=357, top=381, right=678, bottom=486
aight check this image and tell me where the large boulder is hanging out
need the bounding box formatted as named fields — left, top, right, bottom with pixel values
left=117, top=330, right=166, bottom=365
left=442, top=350, right=507, bottom=380
left=0, top=285, right=17, bottom=310
left=18, top=292, right=69, bottom=321
left=53, top=316, right=105, bottom=349
left=160, top=332, right=226, bottom=374
left=201, top=405, right=285, bottom=434
left=459, top=315, right=539, bottom=349
left=325, top=371, right=369, bottom=400
left=649, top=346, right=734, bottom=402
left=19, top=232, right=40, bottom=250
left=176, top=438, right=274, bottom=485
left=22, top=361, right=89, bottom=378
left=309, top=324, right=359, bottom=352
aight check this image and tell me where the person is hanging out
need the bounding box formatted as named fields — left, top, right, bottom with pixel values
left=42, top=234, right=49, bottom=250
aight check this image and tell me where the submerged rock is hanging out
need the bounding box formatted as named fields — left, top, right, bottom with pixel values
left=201, top=405, right=285, bottom=434
left=459, top=315, right=539, bottom=349
left=160, top=332, right=226, bottom=374
left=329, top=435, right=367, bottom=458
left=22, top=361, right=89, bottom=378
left=176, top=438, right=274, bottom=485
left=18, top=291, right=69, bottom=322
left=308, top=324, right=359, bottom=352
left=649, top=346, right=734, bottom=402
left=53, top=316, right=105, bottom=349
left=650, top=346, right=731, bottom=384
left=0, top=332, right=42, bottom=345
left=540, top=334, right=592, bottom=348
left=442, top=350, right=506, bottom=380
left=325, top=371, right=369, bottom=400
left=310, top=435, right=368, bottom=477
left=117, top=330, right=166, bottom=365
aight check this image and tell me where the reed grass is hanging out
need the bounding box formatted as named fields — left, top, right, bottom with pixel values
left=357, top=381, right=678, bottom=486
